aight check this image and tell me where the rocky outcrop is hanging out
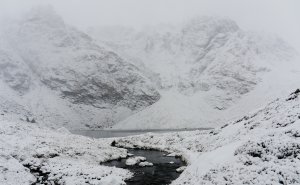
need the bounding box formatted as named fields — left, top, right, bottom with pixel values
left=0, top=6, right=160, bottom=128
left=90, top=16, right=297, bottom=110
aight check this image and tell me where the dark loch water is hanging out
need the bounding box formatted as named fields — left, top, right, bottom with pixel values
left=71, top=128, right=211, bottom=138
left=102, top=148, right=186, bottom=185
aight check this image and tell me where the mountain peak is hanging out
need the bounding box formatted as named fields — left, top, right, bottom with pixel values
left=183, top=16, right=240, bottom=34
left=23, top=5, right=64, bottom=28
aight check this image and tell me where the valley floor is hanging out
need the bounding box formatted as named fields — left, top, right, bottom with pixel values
left=0, top=115, right=132, bottom=185
left=1, top=89, right=300, bottom=185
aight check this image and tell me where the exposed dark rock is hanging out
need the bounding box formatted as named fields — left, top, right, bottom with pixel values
left=286, top=89, right=300, bottom=101
left=111, top=140, right=116, bottom=147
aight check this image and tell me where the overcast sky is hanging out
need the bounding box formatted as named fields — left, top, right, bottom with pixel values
left=0, top=0, right=300, bottom=50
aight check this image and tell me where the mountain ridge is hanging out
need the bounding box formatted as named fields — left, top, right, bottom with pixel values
left=88, top=16, right=300, bottom=129
left=0, top=7, right=299, bottom=129
left=0, top=7, right=160, bottom=129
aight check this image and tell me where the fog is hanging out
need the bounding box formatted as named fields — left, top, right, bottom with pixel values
left=0, top=0, right=300, bottom=51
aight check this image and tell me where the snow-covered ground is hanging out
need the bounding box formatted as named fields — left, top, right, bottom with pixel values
left=1, top=89, right=299, bottom=184
left=115, top=89, right=300, bottom=184
left=0, top=6, right=300, bottom=185
left=0, top=113, right=132, bottom=185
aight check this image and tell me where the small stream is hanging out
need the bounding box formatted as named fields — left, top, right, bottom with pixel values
left=71, top=129, right=204, bottom=185
left=102, top=148, right=186, bottom=185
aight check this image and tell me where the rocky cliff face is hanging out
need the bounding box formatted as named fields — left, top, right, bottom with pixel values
left=91, top=17, right=297, bottom=105
left=90, top=16, right=299, bottom=129
left=1, top=8, right=298, bottom=129
left=0, top=7, right=160, bottom=129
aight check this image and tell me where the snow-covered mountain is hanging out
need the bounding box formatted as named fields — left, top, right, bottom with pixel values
left=1, top=7, right=299, bottom=130
left=89, top=16, right=300, bottom=129
left=0, top=7, right=160, bottom=129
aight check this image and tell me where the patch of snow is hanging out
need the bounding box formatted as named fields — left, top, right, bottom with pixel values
left=125, top=156, right=146, bottom=166
left=127, top=153, right=134, bottom=157
left=176, top=166, right=187, bottom=173
left=138, top=161, right=153, bottom=167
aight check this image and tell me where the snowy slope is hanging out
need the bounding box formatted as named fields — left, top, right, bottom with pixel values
left=115, top=89, right=300, bottom=184
left=89, top=16, right=300, bottom=129
left=1, top=86, right=299, bottom=185
left=0, top=112, right=131, bottom=185
left=0, top=6, right=160, bottom=129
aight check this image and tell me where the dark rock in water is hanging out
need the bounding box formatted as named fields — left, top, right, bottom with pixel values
left=111, top=140, right=116, bottom=147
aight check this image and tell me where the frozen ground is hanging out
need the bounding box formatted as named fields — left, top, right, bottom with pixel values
left=0, top=113, right=132, bottom=185
left=1, top=89, right=299, bottom=185
left=115, top=89, right=300, bottom=184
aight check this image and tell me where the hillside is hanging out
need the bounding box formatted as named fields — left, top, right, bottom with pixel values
left=89, top=17, right=300, bottom=129
left=1, top=8, right=299, bottom=129
left=0, top=7, right=160, bottom=129
left=115, top=89, right=300, bottom=184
